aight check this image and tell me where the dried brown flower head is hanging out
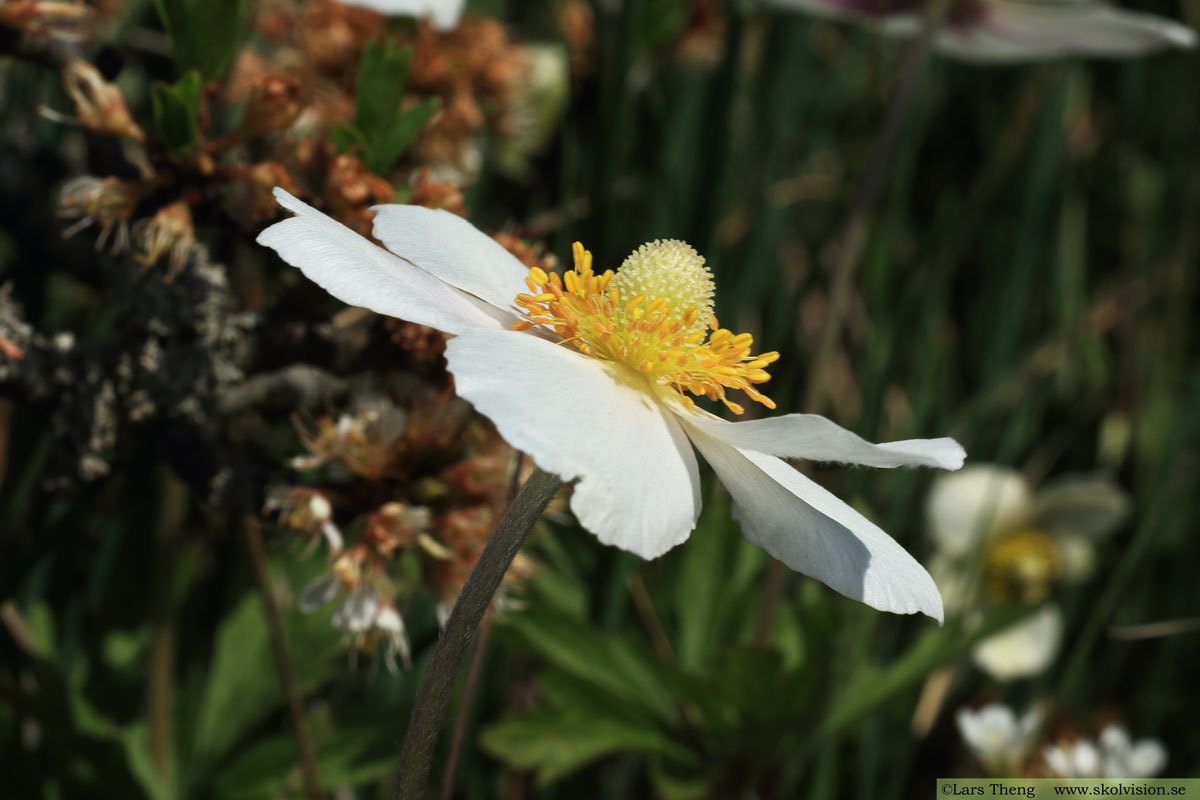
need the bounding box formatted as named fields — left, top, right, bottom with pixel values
left=264, top=485, right=344, bottom=552
left=408, top=168, right=465, bottom=216
left=364, top=502, right=433, bottom=556
left=0, top=0, right=91, bottom=36
left=62, top=60, right=146, bottom=143
left=240, top=161, right=305, bottom=220
left=386, top=319, right=447, bottom=367
left=58, top=176, right=142, bottom=254
left=492, top=232, right=557, bottom=273
left=132, top=201, right=197, bottom=281
left=324, top=154, right=395, bottom=234
left=299, top=0, right=384, bottom=77
left=293, top=398, right=408, bottom=480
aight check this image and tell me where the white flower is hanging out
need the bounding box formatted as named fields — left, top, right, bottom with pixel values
left=332, top=586, right=412, bottom=671
left=925, top=465, right=1129, bottom=679
left=302, top=573, right=412, bottom=672
left=258, top=189, right=967, bottom=621
left=1044, top=725, right=1166, bottom=778
left=762, top=0, right=1196, bottom=62
left=928, top=466, right=1031, bottom=560
left=334, top=0, right=463, bottom=31
left=956, top=703, right=1041, bottom=776
left=264, top=486, right=344, bottom=553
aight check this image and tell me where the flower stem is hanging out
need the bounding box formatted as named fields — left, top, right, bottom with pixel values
left=439, top=614, right=492, bottom=800
left=392, top=466, right=563, bottom=800
left=754, top=0, right=954, bottom=645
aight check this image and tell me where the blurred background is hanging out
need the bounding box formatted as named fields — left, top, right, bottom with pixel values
left=1, top=0, right=1197, bottom=797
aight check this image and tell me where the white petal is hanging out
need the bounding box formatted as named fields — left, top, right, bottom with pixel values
left=938, top=3, right=1196, bottom=62
left=684, top=424, right=943, bottom=621
left=972, top=605, right=1063, bottom=681
left=370, top=203, right=531, bottom=313
left=1044, top=744, right=1073, bottom=777
left=444, top=330, right=702, bottom=559
left=374, top=605, right=405, bottom=634
left=332, top=586, right=380, bottom=633
left=926, top=465, right=1032, bottom=558
left=320, top=522, right=344, bottom=554
left=762, top=0, right=921, bottom=33
left=1031, top=476, right=1131, bottom=540
left=1100, top=725, right=1132, bottom=758
left=1073, top=741, right=1102, bottom=777
left=257, top=189, right=512, bottom=335
left=333, top=0, right=464, bottom=29
left=682, top=412, right=964, bottom=470
left=297, top=575, right=342, bottom=612
left=1125, top=739, right=1167, bottom=778
left=956, top=706, right=991, bottom=753
left=928, top=552, right=976, bottom=616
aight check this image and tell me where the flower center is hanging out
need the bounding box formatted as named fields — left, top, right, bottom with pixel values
left=984, top=528, right=1061, bottom=604
left=512, top=240, right=778, bottom=415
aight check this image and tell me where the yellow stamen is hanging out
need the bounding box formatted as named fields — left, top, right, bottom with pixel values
left=510, top=239, right=777, bottom=414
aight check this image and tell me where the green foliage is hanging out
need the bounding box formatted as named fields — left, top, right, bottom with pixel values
left=185, top=585, right=341, bottom=786
left=481, top=710, right=692, bottom=786
left=152, top=0, right=250, bottom=79
left=149, top=71, right=202, bottom=155
left=332, top=42, right=441, bottom=175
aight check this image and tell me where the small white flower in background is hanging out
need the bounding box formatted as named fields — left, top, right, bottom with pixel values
left=334, top=0, right=464, bottom=31
left=300, top=550, right=413, bottom=672
left=957, top=703, right=1041, bottom=776
left=264, top=486, right=344, bottom=553
left=762, top=0, right=1195, bottom=62
left=925, top=464, right=1129, bottom=679
left=258, top=189, right=968, bottom=621
left=1044, top=725, right=1166, bottom=778
left=332, top=586, right=412, bottom=671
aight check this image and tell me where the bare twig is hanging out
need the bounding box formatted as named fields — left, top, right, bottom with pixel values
left=243, top=514, right=323, bottom=800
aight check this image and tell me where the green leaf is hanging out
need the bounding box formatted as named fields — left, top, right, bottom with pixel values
left=334, top=42, right=437, bottom=173
left=353, top=42, right=413, bottom=137
left=673, top=499, right=728, bottom=671
left=150, top=71, right=202, bottom=155
left=480, top=710, right=693, bottom=785
left=330, top=124, right=371, bottom=158
left=368, top=97, right=440, bottom=174
left=208, top=725, right=397, bottom=800
left=503, top=607, right=678, bottom=725
left=186, top=579, right=341, bottom=784
left=152, top=0, right=250, bottom=79
left=817, top=604, right=1038, bottom=740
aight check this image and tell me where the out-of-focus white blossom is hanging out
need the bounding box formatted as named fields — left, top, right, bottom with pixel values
left=957, top=703, right=1042, bottom=775
left=1044, top=725, right=1166, bottom=778
left=926, top=465, right=1129, bottom=680
left=762, top=0, right=1195, bottom=62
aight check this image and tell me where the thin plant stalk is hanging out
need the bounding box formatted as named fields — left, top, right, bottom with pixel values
left=393, top=466, right=563, bottom=800
left=754, top=0, right=954, bottom=644
left=148, top=471, right=188, bottom=779
left=243, top=514, right=323, bottom=800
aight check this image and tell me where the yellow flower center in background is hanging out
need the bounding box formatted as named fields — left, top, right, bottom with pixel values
left=512, top=240, right=778, bottom=414
left=984, top=528, right=1061, bottom=604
